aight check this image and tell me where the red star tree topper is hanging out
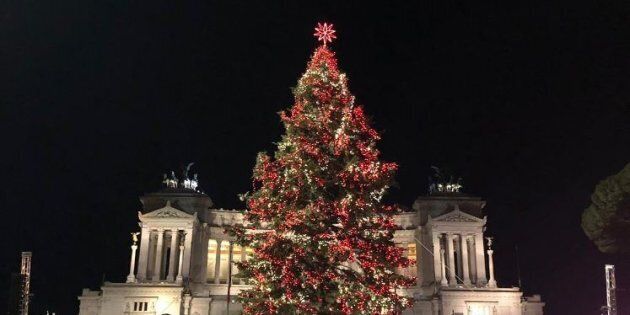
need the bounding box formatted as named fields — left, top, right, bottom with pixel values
left=314, top=22, right=336, bottom=47
left=231, top=23, right=415, bottom=314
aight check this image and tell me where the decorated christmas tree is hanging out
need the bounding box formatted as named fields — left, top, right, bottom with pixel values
left=233, top=23, right=415, bottom=314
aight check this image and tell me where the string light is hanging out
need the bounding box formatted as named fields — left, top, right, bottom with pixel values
left=231, top=23, right=414, bottom=314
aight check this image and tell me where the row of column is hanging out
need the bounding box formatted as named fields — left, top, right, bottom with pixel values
left=129, top=227, right=192, bottom=283
left=128, top=233, right=250, bottom=285
left=209, top=239, right=247, bottom=284
left=433, top=232, right=495, bottom=287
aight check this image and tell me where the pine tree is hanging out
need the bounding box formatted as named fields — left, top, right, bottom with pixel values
left=581, top=162, right=630, bottom=253
left=233, top=24, right=415, bottom=314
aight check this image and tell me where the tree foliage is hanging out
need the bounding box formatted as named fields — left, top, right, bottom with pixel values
left=231, top=46, right=415, bottom=314
left=581, top=163, right=630, bottom=253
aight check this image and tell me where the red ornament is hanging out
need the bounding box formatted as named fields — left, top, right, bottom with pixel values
left=314, top=22, right=337, bottom=46
left=231, top=23, right=415, bottom=314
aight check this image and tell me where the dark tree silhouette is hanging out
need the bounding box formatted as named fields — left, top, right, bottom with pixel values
left=582, top=163, right=630, bottom=253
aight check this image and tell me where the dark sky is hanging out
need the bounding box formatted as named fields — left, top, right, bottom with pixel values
left=1, top=1, right=629, bottom=314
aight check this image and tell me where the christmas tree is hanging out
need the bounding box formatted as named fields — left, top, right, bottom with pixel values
left=233, top=23, right=415, bottom=314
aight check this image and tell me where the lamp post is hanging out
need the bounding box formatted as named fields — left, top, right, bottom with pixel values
left=605, top=264, right=617, bottom=315
left=226, top=242, right=234, bottom=314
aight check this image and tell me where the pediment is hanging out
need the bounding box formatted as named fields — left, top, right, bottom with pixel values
left=139, top=201, right=196, bottom=221
left=430, top=208, right=484, bottom=223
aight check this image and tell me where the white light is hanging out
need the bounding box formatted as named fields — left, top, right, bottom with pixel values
left=468, top=304, right=493, bottom=315
left=155, top=296, right=170, bottom=313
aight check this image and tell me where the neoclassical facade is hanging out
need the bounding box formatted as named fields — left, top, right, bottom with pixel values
left=78, top=177, right=544, bottom=315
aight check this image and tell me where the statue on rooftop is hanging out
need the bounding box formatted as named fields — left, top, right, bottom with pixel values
left=428, top=166, right=463, bottom=194
left=486, top=236, right=494, bottom=249
left=183, top=162, right=194, bottom=179
left=131, top=232, right=140, bottom=245
left=181, top=163, right=199, bottom=191
left=162, top=171, right=178, bottom=188
left=161, top=163, right=201, bottom=191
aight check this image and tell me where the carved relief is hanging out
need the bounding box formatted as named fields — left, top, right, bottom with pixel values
left=152, top=208, right=184, bottom=218
left=437, top=213, right=478, bottom=222
left=432, top=210, right=482, bottom=223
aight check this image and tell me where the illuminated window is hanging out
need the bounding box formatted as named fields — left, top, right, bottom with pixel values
left=407, top=243, right=416, bottom=262
left=407, top=243, right=417, bottom=277
left=393, top=243, right=417, bottom=277
left=125, top=299, right=156, bottom=314
left=133, top=302, right=148, bottom=312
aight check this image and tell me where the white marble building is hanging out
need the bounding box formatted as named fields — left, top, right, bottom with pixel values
left=78, top=175, right=544, bottom=315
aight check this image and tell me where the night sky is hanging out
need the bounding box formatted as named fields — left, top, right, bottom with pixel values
left=2, top=1, right=629, bottom=314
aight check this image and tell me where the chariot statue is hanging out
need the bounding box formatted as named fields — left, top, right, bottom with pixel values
left=428, top=166, right=463, bottom=194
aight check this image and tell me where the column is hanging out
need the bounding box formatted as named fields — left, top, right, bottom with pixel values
left=474, top=233, right=487, bottom=285
left=460, top=235, right=471, bottom=286
left=199, top=234, right=209, bottom=284
left=153, top=229, right=164, bottom=281
left=161, top=240, right=169, bottom=275
left=415, top=228, right=422, bottom=284
left=240, top=245, right=247, bottom=261
left=126, top=244, right=138, bottom=283
left=228, top=241, right=234, bottom=285
left=232, top=244, right=240, bottom=284
left=136, top=227, right=150, bottom=281
left=183, top=293, right=191, bottom=315
left=455, top=237, right=463, bottom=278
left=431, top=298, right=439, bottom=315
left=176, top=242, right=185, bottom=284
left=467, top=236, right=477, bottom=284
left=240, top=246, right=247, bottom=284
left=167, top=230, right=179, bottom=281
left=439, top=249, right=448, bottom=286
left=487, top=249, right=497, bottom=288
left=182, top=228, right=193, bottom=278
left=394, top=243, right=403, bottom=275
left=432, top=233, right=442, bottom=285
left=214, top=240, right=222, bottom=284
left=446, top=233, right=456, bottom=285
left=147, top=233, right=156, bottom=277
